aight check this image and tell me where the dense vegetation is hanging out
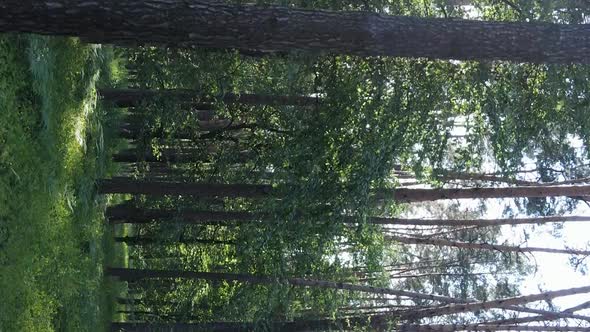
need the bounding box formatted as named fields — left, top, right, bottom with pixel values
left=0, top=36, right=125, bottom=330
left=2, top=0, right=590, bottom=331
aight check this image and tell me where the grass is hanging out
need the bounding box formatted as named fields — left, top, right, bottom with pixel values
left=0, top=35, right=126, bottom=331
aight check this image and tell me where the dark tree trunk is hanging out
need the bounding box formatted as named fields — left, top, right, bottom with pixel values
left=112, top=148, right=251, bottom=163
left=110, top=317, right=392, bottom=332
left=97, top=178, right=272, bottom=198
left=106, top=204, right=256, bottom=224
left=100, top=88, right=320, bottom=108
left=99, top=179, right=590, bottom=201
left=114, top=236, right=235, bottom=246
left=2, top=1, right=590, bottom=63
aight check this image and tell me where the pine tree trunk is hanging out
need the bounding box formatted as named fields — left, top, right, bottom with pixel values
left=112, top=148, right=251, bottom=163
left=97, top=178, right=272, bottom=198
left=100, top=88, right=320, bottom=108
left=400, top=325, right=590, bottom=332
left=368, top=215, right=590, bottom=226
left=387, top=235, right=590, bottom=256
left=3, top=1, right=590, bottom=63
left=106, top=204, right=256, bottom=224
left=114, top=236, right=235, bottom=246
left=403, top=285, right=590, bottom=320
left=380, top=184, right=590, bottom=202
left=105, top=267, right=468, bottom=303
left=99, top=179, right=590, bottom=201
left=110, top=317, right=392, bottom=332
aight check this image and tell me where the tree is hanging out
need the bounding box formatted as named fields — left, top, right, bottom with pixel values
left=2, top=1, right=590, bottom=63
left=100, top=88, right=320, bottom=108
left=106, top=267, right=465, bottom=303
left=387, top=235, right=590, bottom=256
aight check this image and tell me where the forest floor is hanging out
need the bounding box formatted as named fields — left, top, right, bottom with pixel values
left=0, top=35, right=126, bottom=331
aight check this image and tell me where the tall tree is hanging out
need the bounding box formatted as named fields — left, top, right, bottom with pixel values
left=100, top=88, right=320, bottom=108
left=2, top=1, right=590, bottom=63
left=106, top=267, right=466, bottom=303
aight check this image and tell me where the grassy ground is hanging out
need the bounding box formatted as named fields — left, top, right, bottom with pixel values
left=0, top=35, right=126, bottom=331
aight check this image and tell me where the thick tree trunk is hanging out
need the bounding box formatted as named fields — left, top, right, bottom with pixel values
left=100, top=88, right=320, bottom=108
left=2, top=1, right=590, bottom=63
left=107, top=205, right=590, bottom=227
left=97, top=178, right=272, bottom=198
left=387, top=235, right=590, bottom=256
left=106, top=267, right=469, bottom=303
left=99, top=179, right=590, bottom=201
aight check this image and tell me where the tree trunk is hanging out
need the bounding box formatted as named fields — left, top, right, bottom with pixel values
left=100, top=88, right=320, bottom=108
left=106, top=204, right=256, bottom=224
left=402, top=285, right=590, bottom=320
left=110, top=316, right=392, bottom=332
left=3, top=1, right=590, bottom=63
left=368, top=215, right=590, bottom=227
left=106, top=267, right=470, bottom=303
left=97, top=178, right=272, bottom=198
left=99, top=179, right=590, bottom=201
left=379, top=184, right=590, bottom=202
left=114, top=236, right=235, bottom=246
left=387, top=235, right=590, bottom=256
left=400, top=325, right=590, bottom=332
left=112, top=148, right=251, bottom=163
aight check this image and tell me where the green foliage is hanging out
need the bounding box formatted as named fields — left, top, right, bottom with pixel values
left=0, top=35, right=122, bottom=331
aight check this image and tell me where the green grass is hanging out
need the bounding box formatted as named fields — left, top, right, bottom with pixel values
left=0, top=35, right=125, bottom=331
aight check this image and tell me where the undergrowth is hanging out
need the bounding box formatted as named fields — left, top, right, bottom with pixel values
left=0, top=35, right=125, bottom=331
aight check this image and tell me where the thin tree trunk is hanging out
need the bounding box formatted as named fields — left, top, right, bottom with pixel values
left=100, top=88, right=320, bottom=108
left=112, top=148, right=251, bottom=163
left=387, top=235, right=590, bottom=256
left=114, top=236, right=235, bottom=246
left=106, top=267, right=471, bottom=304
left=97, top=178, right=272, bottom=198
left=401, top=284, right=590, bottom=320
left=368, top=215, right=590, bottom=226
left=106, top=204, right=256, bottom=224
left=399, top=324, right=590, bottom=332
left=3, top=1, right=590, bottom=63
left=378, top=184, right=590, bottom=202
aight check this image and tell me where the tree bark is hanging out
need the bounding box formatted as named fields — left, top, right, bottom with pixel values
left=114, top=236, right=235, bottom=246
left=387, top=235, right=590, bottom=256
left=401, top=284, right=590, bottom=320
left=106, top=267, right=470, bottom=303
left=112, top=148, right=251, bottom=163
left=106, top=204, right=256, bottom=224
left=99, top=179, right=590, bottom=201
left=368, top=215, right=590, bottom=226
left=100, top=88, right=320, bottom=108
left=399, top=324, right=590, bottom=332
left=97, top=178, right=272, bottom=198
left=2, top=1, right=590, bottom=63
left=379, top=184, right=590, bottom=202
